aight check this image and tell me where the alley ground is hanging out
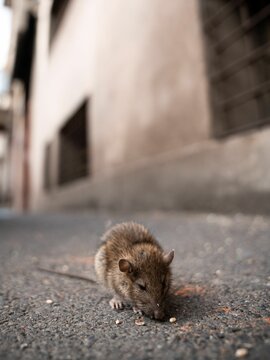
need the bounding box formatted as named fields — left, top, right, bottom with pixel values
left=0, top=210, right=269, bottom=360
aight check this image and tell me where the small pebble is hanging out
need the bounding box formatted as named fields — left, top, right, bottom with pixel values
left=135, top=318, right=145, bottom=326
left=235, top=348, right=248, bottom=358
left=46, top=299, right=53, bottom=304
left=115, top=319, right=122, bottom=325
left=169, top=317, right=177, bottom=323
left=20, top=343, right=28, bottom=350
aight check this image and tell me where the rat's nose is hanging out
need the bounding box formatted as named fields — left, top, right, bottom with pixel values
left=154, top=309, right=165, bottom=320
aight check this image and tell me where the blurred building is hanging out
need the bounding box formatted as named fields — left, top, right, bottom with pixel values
left=0, top=68, right=12, bottom=206
left=0, top=93, right=11, bottom=206
left=5, top=0, right=270, bottom=213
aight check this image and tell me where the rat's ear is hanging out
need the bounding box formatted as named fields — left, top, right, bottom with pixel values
left=163, top=250, right=174, bottom=266
left=119, top=259, right=133, bottom=273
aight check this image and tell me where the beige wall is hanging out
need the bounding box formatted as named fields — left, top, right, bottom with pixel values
left=10, top=81, right=25, bottom=210
left=30, top=0, right=97, bottom=209
left=38, top=128, right=270, bottom=214
left=0, top=133, right=9, bottom=203
left=29, top=0, right=210, bottom=209
left=92, top=0, right=210, bottom=173
left=7, top=0, right=270, bottom=213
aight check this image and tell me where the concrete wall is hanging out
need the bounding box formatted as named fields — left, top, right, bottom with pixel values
left=0, top=133, right=9, bottom=203
left=7, top=0, right=270, bottom=214
left=9, top=81, right=25, bottom=210
left=92, top=0, right=210, bottom=173
left=39, top=128, right=270, bottom=214
left=30, top=0, right=211, bottom=210
left=30, top=0, right=97, bottom=209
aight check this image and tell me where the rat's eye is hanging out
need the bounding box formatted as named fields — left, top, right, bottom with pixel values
left=137, top=283, right=147, bottom=291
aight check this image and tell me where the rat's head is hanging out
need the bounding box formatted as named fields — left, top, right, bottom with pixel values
left=118, top=245, right=174, bottom=320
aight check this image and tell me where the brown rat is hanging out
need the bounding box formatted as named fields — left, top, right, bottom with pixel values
left=94, top=222, right=174, bottom=320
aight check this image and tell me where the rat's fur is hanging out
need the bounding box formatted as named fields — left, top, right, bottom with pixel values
left=95, top=222, right=174, bottom=320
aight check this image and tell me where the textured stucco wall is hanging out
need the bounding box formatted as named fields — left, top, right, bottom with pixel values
left=39, top=128, right=270, bottom=214
left=92, top=0, right=210, bottom=173
left=25, top=0, right=270, bottom=214
left=30, top=0, right=211, bottom=210
left=30, top=0, right=97, bottom=209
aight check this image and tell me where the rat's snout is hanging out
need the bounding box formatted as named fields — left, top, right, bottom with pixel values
left=154, top=309, right=165, bottom=320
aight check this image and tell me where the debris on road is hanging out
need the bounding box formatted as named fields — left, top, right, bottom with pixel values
left=45, top=299, right=53, bottom=304
left=218, top=306, right=231, bottom=314
left=115, top=319, right=122, bottom=325
left=235, top=348, right=248, bottom=358
left=174, top=285, right=205, bottom=297
left=215, top=269, right=222, bottom=276
left=169, top=317, right=177, bottom=323
left=135, top=318, right=145, bottom=326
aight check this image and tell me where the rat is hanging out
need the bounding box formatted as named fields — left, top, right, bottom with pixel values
left=94, top=222, right=174, bottom=320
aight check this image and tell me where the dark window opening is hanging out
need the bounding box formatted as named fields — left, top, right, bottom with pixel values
left=201, top=0, right=270, bottom=137
left=50, top=0, right=71, bottom=45
left=58, top=101, right=89, bottom=185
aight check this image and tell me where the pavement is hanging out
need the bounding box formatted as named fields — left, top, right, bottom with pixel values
left=0, top=210, right=269, bottom=360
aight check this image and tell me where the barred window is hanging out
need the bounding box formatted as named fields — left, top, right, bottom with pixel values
left=58, top=100, right=89, bottom=185
left=201, top=0, right=270, bottom=137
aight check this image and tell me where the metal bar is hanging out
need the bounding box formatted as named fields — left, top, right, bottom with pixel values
left=204, top=0, right=245, bottom=31
left=214, top=4, right=270, bottom=53
left=210, top=42, right=270, bottom=82
left=216, top=81, right=270, bottom=110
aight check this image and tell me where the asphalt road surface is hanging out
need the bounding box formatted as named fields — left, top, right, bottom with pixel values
left=0, top=210, right=269, bottom=359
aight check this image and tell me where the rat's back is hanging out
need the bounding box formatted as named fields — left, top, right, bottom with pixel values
left=94, top=222, right=159, bottom=285
left=103, top=222, right=157, bottom=246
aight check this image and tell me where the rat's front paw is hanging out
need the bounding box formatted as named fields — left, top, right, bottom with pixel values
left=109, top=296, right=124, bottom=310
